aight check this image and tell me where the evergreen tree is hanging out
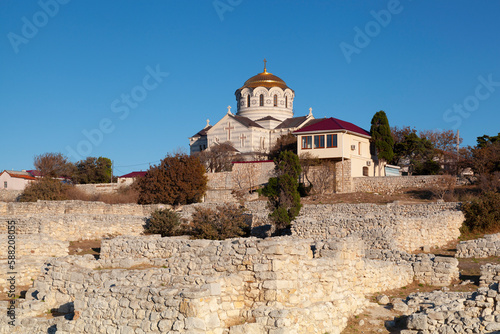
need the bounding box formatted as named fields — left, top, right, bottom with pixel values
left=370, top=110, right=394, bottom=163
left=262, top=151, right=302, bottom=232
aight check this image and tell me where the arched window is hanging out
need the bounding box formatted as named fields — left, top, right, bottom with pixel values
left=247, top=95, right=250, bottom=107
left=273, top=95, right=277, bottom=107
left=285, top=96, right=288, bottom=108
left=259, top=94, right=264, bottom=106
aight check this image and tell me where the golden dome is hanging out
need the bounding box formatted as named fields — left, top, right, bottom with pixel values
left=240, top=60, right=289, bottom=90
left=241, top=69, right=289, bottom=89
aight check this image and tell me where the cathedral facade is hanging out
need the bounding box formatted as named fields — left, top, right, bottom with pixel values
left=189, top=63, right=315, bottom=159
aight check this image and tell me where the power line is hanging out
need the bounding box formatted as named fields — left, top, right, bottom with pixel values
left=115, top=160, right=160, bottom=168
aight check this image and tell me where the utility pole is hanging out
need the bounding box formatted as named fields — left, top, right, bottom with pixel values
left=456, top=130, right=460, bottom=176
left=111, top=160, right=114, bottom=183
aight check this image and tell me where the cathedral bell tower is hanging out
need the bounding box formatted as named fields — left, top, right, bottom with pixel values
left=234, top=60, right=295, bottom=122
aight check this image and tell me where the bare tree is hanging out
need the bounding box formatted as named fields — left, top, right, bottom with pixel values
left=298, top=152, right=321, bottom=189
left=232, top=162, right=259, bottom=193
left=308, top=161, right=336, bottom=195
left=430, top=175, right=456, bottom=200
left=196, top=142, right=237, bottom=173
left=34, top=152, right=74, bottom=178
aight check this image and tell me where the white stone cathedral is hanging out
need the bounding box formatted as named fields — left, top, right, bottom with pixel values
left=189, top=61, right=315, bottom=159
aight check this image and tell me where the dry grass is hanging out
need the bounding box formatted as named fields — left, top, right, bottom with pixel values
left=64, top=185, right=139, bottom=204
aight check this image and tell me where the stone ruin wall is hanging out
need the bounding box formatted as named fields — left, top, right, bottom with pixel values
left=0, top=190, right=21, bottom=202
left=0, top=201, right=165, bottom=290
left=1, top=236, right=419, bottom=334
left=0, top=200, right=466, bottom=333
left=291, top=202, right=464, bottom=253
left=456, top=233, right=500, bottom=259
left=0, top=200, right=464, bottom=292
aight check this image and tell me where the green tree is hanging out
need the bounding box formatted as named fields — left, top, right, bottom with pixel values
left=262, top=151, right=302, bottom=231
left=392, top=128, right=436, bottom=175
left=370, top=110, right=394, bottom=163
left=73, top=157, right=112, bottom=184
left=137, top=153, right=207, bottom=205
left=145, top=208, right=184, bottom=237
left=477, top=132, right=500, bottom=149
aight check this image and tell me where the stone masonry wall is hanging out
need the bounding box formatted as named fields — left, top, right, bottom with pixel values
left=291, top=202, right=464, bottom=253
left=0, top=190, right=21, bottom=202
left=1, top=236, right=416, bottom=334
left=479, top=263, right=500, bottom=288
left=456, top=233, right=500, bottom=258
left=74, top=183, right=121, bottom=195
left=0, top=201, right=165, bottom=293
left=352, top=175, right=446, bottom=194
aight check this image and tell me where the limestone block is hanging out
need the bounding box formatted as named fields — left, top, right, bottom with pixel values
left=406, top=314, right=428, bottom=330
left=229, top=323, right=266, bottom=334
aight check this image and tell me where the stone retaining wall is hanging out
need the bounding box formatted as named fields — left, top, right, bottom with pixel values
left=74, top=183, right=121, bottom=195
left=352, top=175, right=445, bottom=194
left=0, top=200, right=162, bottom=216
left=0, top=190, right=21, bottom=202
left=456, top=233, right=500, bottom=258
left=292, top=202, right=464, bottom=252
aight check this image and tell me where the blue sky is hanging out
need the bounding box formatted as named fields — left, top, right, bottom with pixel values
left=1, top=1, right=499, bottom=175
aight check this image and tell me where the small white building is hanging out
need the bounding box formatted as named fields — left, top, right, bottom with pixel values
left=293, top=117, right=382, bottom=177
left=117, top=171, right=147, bottom=186
left=0, top=170, right=36, bottom=190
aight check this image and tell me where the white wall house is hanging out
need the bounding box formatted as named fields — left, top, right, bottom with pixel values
left=294, top=117, right=382, bottom=177
left=0, top=170, right=36, bottom=190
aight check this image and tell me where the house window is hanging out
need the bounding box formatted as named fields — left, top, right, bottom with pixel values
left=247, top=95, right=250, bottom=107
left=358, top=143, right=362, bottom=155
left=301, top=136, right=312, bottom=149
left=259, top=94, right=264, bottom=106
left=285, top=96, right=288, bottom=107
left=273, top=95, right=278, bottom=107
left=363, top=166, right=369, bottom=176
left=327, top=134, right=338, bottom=148
left=314, top=135, right=325, bottom=148
left=4, top=181, right=7, bottom=189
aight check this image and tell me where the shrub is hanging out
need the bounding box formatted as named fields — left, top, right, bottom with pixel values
left=190, top=204, right=250, bottom=240
left=95, top=185, right=139, bottom=204
left=137, top=153, right=207, bottom=205
left=19, top=178, right=70, bottom=202
left=145, top=208, right=184, bottom=237
left=461, top=192, right=500, bottom=234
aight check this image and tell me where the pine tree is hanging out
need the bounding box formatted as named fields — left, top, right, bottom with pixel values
left=370, top=110, right=394, bottom=165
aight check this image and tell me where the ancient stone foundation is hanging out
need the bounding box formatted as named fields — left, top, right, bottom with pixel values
left=291, top=202, right=464, bottom=252
left=0, top=200, right=465, bottom=333
left=1, top=236, right=418, bottom=334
